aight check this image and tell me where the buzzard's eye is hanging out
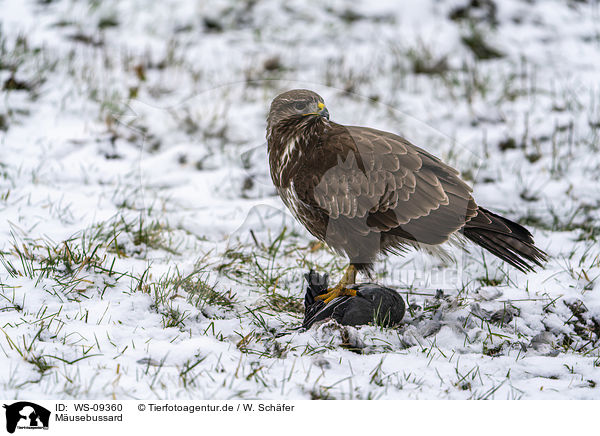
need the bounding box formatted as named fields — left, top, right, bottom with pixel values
left=294, top=102, right=306, bottom=111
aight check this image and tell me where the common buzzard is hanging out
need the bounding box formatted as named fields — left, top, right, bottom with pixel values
left=266, top=89, right=546, bottom=303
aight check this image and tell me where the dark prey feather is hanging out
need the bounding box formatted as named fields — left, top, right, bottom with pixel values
left=303, top=270, right=405, bottom=329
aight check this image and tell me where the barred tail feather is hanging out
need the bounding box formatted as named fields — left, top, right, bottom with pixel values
left=462, top=207, right=547, bottom=272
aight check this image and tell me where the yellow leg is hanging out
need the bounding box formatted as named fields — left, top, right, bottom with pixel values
left=315, top=264, right=358, bottom=304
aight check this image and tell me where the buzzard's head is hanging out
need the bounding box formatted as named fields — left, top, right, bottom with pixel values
left=266, top=89, right=329, bottom=134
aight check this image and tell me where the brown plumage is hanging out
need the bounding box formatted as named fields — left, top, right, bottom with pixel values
left=266, top=89, right=546, bottom=293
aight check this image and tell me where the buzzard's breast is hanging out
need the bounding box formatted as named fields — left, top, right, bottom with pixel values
left=279, top=137, right=301, bottom=173
left=279, top=182, right=302, bottom=218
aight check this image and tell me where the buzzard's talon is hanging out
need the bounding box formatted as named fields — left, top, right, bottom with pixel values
left=315, top=264, right=358, bottom=304
left=315, top=285, right=357, bottom=304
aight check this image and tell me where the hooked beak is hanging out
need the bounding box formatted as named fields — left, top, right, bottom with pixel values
left=302, top=102, right=330, bottom=120
left=317, top=102, right=329, bottom=120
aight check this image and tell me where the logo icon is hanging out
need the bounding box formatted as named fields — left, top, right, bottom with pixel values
left=3, top=402, right=50, bottom=434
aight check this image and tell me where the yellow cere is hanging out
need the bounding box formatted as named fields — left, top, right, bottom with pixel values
left=318, top=102, right=325, bottom=110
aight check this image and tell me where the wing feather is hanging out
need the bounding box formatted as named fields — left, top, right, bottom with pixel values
left=296, top=124, right=476, bottom=244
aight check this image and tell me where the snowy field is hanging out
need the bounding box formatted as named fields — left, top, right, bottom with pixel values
left=1, top=0, right=600, bottom=399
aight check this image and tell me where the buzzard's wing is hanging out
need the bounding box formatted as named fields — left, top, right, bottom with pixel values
left=300, top=125, right=478, bottom=244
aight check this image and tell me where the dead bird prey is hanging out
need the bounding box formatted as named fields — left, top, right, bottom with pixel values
left=266, top=89, right=546, bottom=303
left=302, top=270, right=405, bottom=329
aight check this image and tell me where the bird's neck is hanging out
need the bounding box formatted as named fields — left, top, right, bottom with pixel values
left=267, top=117, right=328, bottom=187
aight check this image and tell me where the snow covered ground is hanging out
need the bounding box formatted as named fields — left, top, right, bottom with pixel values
left=1, top=0, right=600, bottom=399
